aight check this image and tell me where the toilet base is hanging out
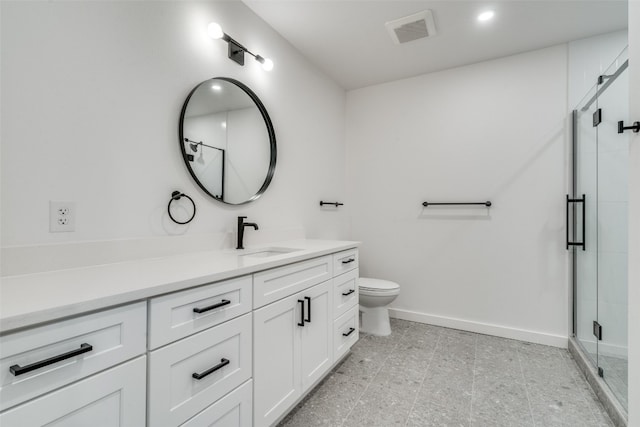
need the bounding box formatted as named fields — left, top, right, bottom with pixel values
left=359, top=306, right=391, bottom=336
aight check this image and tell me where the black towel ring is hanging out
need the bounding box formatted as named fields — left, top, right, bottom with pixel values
left=168, top=191, right=196, bottom=225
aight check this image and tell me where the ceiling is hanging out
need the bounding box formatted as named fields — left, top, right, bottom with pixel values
left=242, top=0, right=628, bottom=90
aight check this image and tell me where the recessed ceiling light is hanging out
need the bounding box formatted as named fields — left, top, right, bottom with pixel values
left=477, top=10, right=495, bottom=22
left=211, top=84, right=222, bottom=91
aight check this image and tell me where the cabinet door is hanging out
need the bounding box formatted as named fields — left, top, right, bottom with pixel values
left=0, top=356, right=146, bottom=427
left=253, top=294, right=302, bottom=427
left=299, top=281, right=333, bottom=390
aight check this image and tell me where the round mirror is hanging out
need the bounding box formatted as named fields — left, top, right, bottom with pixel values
left=179, top=77, right=276, bottom=205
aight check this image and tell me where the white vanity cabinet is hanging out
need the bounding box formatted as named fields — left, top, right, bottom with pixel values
left=0, top=240, right=360, bottom=427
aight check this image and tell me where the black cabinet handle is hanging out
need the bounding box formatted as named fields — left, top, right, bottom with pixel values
left=297, top=300, right=305, bottom=326
left=342, top=328, right=356, bottom=337
left=342, top=289, right=355, bottom=296
left=566, top=194, right=586, bottom=251
left=10, top=343, right=93, bottom=376
left=192, top=358, right=230, bottom=380
left=304, top=296, right=311, bottom=323
left=341, top=258, right=355, bottom=264
left=193, top=299, right=231, bottom=314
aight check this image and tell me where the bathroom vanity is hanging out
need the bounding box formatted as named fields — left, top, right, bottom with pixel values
left=0, top=240, right=360, bottom=426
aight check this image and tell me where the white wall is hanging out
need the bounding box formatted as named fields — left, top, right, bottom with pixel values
left=627, top=2, right=640, bottom=425
left=0, top=0, right=348, bottom=274
left=346, top=45, right=569, bottom=346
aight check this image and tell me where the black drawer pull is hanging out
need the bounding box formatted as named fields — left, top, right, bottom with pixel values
left=304, top=296, right=311, bottom=323
left=193, top=299, right=231, bottom=314
left=342, top=289, right=355, bottom=296
left=298, top=300, right=305, bottom=326
left=10, top=343, right=93, bottom=376
left=341, top=258, right=355, bottom=264
left=192, top=358, right=230, bottom=380
left=342, top=328, right=356, bottom=337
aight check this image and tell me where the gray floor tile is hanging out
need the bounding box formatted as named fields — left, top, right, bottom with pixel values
left=529, top=391, right=611, bottom=427
left=370, top=352, right=427, bottom=394
left=407, top=401, right=472, bottom=427
left=280, top=320, right=616, bottom=427
left=400, top=324, right=441, bottom=349
left=471, top=374, right=534, bottom=427
left=280, top=372, right=368, bottom=427
left=342, top=384, right=415, bottom=427
left=392, top=342, right=437, bottom=372
left=334, top=351, right=384, bottom=382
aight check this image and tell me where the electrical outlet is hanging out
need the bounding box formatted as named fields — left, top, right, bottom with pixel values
left=50, top=201, right=75, bottom=232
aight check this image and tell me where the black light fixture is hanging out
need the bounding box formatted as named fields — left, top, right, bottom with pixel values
left=208, top=23, right=273, bottom=71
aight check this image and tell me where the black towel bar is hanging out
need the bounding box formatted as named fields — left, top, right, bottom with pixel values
left=422, top=201, right=491, bottom=207
left=320, top=201, right=344, bottom=207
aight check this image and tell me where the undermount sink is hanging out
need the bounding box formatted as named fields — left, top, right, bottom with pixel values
left=238, top=247, right=301, bottom=258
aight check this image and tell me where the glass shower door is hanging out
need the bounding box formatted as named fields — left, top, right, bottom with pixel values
left=572, top=47, right=628, bottom=412
left=573, top=85, right=599, bottom=367
left=594, top=49, right=629, bottom=410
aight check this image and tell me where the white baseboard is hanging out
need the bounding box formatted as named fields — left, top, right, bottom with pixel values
left=389, top=308, right=568, bottom=348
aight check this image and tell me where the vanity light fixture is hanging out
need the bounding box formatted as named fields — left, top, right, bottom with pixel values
left=208, top=22, right=274, bottom=71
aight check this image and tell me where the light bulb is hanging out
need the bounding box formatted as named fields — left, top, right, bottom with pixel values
left=261, top=58, right=274, bottom=71
left=207, top=22, right=224, bottom=39
left=477, top=11, right=495, bottom=22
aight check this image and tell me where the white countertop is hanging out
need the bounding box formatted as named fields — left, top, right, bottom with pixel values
left=0, top=239, right=359, bottom=333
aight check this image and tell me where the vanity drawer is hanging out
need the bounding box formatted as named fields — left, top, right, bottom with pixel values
left=333, top=268, right=359, bottom=318
left=0, top=356, right=147, bottom=427
left=253, top=255, right=332, bottom=308
left=181, top=380, right=252, bottom=427
left=0, top=302, right=146, bottom=411
left=334, top=305, right=359, bottom=361
left=149, top=275, right=252, bottom=349
left=333, top=248, right=359, bottom=276
left=148, top=313, right=252, bottom=427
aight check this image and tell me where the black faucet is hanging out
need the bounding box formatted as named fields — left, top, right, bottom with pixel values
left=237, top=216, right=259, bottom=250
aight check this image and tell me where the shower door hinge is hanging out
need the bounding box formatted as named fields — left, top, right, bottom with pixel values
left=593, top=320, right=602, bottom=341
left=598, top=367, right=604, bottom=377
left=593, top=109, right=602, bottom=127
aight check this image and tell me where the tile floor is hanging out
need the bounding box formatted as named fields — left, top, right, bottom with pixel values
left=279, top=319, right=614, bottom=427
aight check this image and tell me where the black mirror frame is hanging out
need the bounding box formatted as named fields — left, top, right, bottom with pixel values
left=179, top=77, right=277, bottom=205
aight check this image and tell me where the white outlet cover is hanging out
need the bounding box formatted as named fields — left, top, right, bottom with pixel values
left=50, top=201, right=76, bottom=232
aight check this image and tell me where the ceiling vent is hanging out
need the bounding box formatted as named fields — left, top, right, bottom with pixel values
left=385, top=10, right=437, bottom=44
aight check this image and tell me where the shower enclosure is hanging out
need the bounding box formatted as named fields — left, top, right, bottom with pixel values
left=570, top=47, right=629, bottom=411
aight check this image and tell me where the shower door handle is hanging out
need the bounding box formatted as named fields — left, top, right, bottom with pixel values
left=566, top=194, right=586, bottom=250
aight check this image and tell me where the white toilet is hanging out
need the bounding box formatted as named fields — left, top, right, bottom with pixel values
left=358, top=277, right=400, bottom=336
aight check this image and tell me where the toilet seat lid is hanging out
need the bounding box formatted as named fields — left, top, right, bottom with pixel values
left=359, top=277, right=400, bottom=291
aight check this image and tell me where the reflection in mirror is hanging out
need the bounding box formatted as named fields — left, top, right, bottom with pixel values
left=179, top=78, right=276, bottom=205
